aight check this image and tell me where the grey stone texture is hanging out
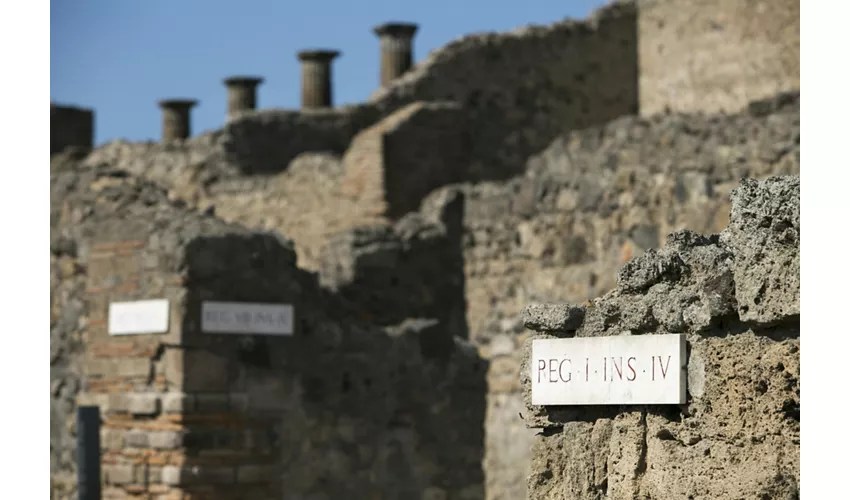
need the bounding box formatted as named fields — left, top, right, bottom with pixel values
left=520, top=176, right=800, bottom=499
left=52, top=91, right=799, bottom=500
left=50, top=2, right=801, bottom=498
left=49, top=232, right=86, bottom=495
left=638, top=0, right=800, bottom=116
left=298, top=49, right=340, bottom=109
left=223, top=76, right=263, bottom=121
left=158, top=99, right=198, bottom=141
left=51, top=162, right=487, bottom=499
left=521, top=304, right=586, bottom=333
left=374, top=22, right=419, bottom=87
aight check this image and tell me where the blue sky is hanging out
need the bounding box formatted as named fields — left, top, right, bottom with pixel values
left=51, top=0, right=607, bottom=145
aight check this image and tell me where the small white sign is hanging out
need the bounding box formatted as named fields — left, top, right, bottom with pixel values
left=531, top=334, right=686, bottom=406
left=201, top=302, right=294, bottom=336
left=108, top=299, right=170, bottom=336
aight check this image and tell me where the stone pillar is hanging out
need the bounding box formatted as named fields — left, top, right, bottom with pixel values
left=50, top=103, right=94, bottom=155
left=297, top=50, right=340, bottom=109
left=158, top=99, right=198, bottom=141
left=373, top=23, right=418, bottom=87
left=223, top=76, right=264, bottom=120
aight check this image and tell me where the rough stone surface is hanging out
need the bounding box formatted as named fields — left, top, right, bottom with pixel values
left=52, top=92, right=800, bottom=500
left=521, top=176, right=800, bottom=500
left=638, top=0, right=800, bottom=116
left=720, top=176, right=800, bottom=325
left=50, top=163, right=487, bottom=499
left=520, top=304, right=586, bottom=333
left=50, top=3, right=800, bottom=499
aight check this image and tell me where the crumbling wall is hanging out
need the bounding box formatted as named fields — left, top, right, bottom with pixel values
left=318, top=187, right=468, bottom=340
left=50, top=163, right=487, bottom=499
left=83, top=1, right=637, bottom=270
left=519, top=175, right=800, bottom=499
left=638, top=0, right=800, bottom=115
left=339, top=101, right=472, bottom=219
left=50, top=229, right=86, bottom=498
left=76, top=91, right=800, bottom=500
left=458, top=92, right=798, bottom=500
left=218, top=0, right=637, bottom=178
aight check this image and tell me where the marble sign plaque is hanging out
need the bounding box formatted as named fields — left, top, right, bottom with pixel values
left=108, top=299, right=170, bottom=336
left=201, top=301, right=294, bottom=336
left=531, top=334, right=686, bottom=406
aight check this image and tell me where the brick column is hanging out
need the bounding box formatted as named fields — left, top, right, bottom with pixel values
left=297, top=49, right=340, bottom=109
left=76, top=235, right=188, bottom=499
left=158, top=99, right=198, bottom=141
left=76, top=230, right=287, bottom=499
left=373, top=22, right=418, bottom=87
left=223, top=76, right=264, bottom=121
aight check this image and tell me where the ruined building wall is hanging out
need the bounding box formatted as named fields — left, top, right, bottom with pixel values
left=638, top=0, right=800, bottom=115
left=460, top=92, right=798, bottom=500
left=82, top=1, right=638, bottom=271
left=71, top=91, right=800, bottom=500
left=50, top=163, right=487, bottom=499
left=52, top=2, right=801, bottom=498
left=520, top=175, right=800, bottom=499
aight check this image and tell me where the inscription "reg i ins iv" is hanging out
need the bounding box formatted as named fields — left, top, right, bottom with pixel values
left=536, top=355, right=674, bottom=384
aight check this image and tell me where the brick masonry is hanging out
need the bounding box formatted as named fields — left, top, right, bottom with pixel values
left=52, top=164, right=487, bottom=499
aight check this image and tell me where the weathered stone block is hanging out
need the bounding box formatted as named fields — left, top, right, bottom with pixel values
left=162, top=392, right=193, bottom=413
left=116, top=357, right=151, bottom=378
left=125, top=430, right=150, bottom=448
left=720, top=176, right=800, bottom=325
left=127, top=393, right=160, bottom=416
left=521, top=303, right=586, bottom=333
left=160, top=466, right=181, bottom=486
left=106, top=393, right=129, bottom=413
left=149, top=430, right=185, bottom=450
left=104, top=464, right=136, bottom=485
left=101, top=428, right=124, bottom=451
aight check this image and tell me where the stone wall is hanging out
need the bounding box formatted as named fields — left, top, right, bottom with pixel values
left=519, top=175, right=800, bottom=499
left=71, top=91, right=800, bottom=500
left=82, top=0, right=638, bottom=271
left=50, top=162, right=488, bottom=499
left=457, top=91, right=798, bottom=500
left=51, top=103, right=94, bottom=155
left=218, top=0, right=638, bottom=179
left=51, top=2, right=802, bottom=498
left=638, top=0, right=800, bottom=115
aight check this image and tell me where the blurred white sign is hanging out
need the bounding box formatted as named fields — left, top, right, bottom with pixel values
left=202, top=301, right=294, bottom=336
left=108, top=299, right=170, bottom=335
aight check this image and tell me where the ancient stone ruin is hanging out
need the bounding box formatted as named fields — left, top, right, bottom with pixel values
left=521, top=176, right=800, bottom=499
left=51, top=1, right=800, bottom=499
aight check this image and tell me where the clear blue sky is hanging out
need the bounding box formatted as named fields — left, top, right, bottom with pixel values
left=51, top=0, right=607, bottom=145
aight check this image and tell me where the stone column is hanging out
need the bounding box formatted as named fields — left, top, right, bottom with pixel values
left=158, top=99, right=198, bottom=141
left=223, top=76, right=264, bottom=121
left=50, top=103, right=95, bottom=155
left=297, top=50, right=340, bottom=109
left=373, top=23, right=418, bottom=87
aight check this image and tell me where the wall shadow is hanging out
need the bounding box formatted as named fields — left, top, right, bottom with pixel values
left=174, top=226, right=487, bottom=499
